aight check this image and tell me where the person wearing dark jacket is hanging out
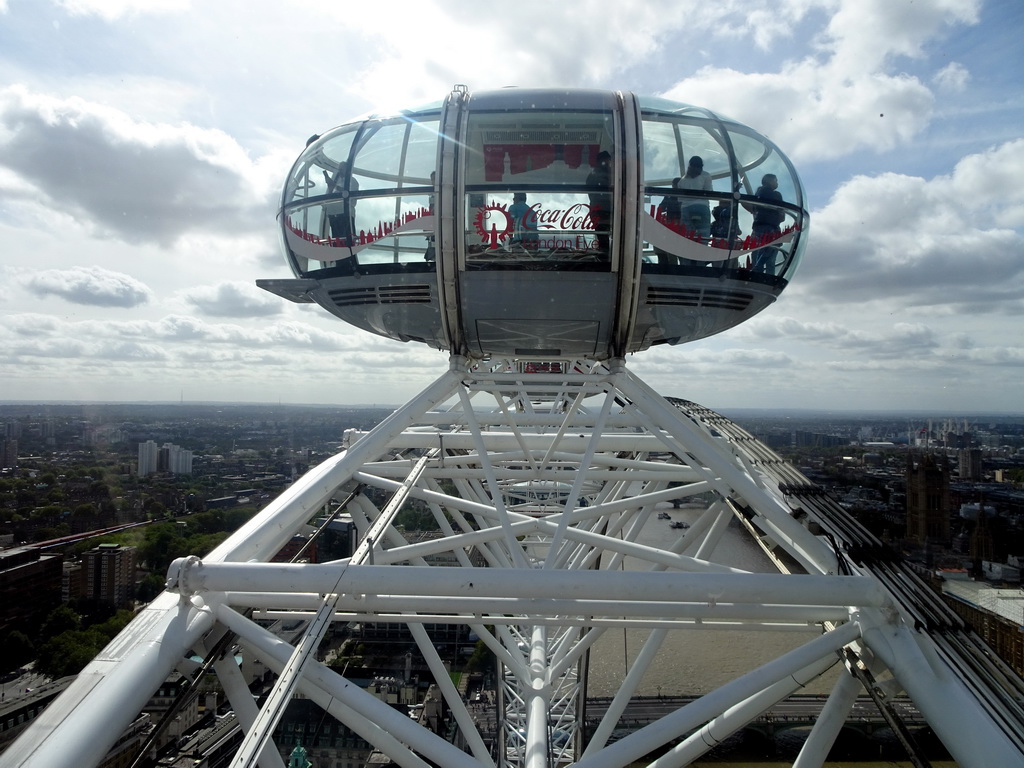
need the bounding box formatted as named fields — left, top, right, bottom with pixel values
left=748, top=174, right=784, bottom=273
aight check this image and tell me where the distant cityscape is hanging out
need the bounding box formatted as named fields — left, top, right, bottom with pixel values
left=2, top=402, right=1023, bottom=765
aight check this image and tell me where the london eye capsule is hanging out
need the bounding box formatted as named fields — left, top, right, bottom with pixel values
left=259, top=86, right=808, bottom=359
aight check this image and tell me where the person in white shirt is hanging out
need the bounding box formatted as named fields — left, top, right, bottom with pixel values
left=677, top=155, right=712, bottom=239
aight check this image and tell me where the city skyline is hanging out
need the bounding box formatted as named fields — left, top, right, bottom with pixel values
left=1, top=1, right=1022, bottom=413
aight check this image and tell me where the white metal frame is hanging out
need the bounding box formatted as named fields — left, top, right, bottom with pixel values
left=5, top=356, right=1023, bottom=767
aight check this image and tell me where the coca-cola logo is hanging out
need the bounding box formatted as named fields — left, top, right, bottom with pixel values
left=473, top=201, right=596, bottom=247
left=534, top=202, right=593, bottom=231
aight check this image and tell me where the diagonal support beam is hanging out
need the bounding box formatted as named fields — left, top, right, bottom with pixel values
left=228, top=454, right=432, bottom=767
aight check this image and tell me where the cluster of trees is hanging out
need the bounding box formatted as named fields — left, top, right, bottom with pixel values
left=0, top=467, right=118, bottom=536
left=0, top=603, right=135, bottom=679
left=138, top=508, right=252, bottom=567
left=37, top=605, right=135, bottom=678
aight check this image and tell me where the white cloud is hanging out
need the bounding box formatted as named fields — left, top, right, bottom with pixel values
left=822, top=0, right=980, bottom=73
left=0, top=313, right=379, bottom=374
left=21, top=265, right=153, bottom=307
left=93, top=340, right=170, bottom=361
left=130, top=316, right=356, bottom=351
left=796, top=139, right=1024, bottom=309
left=6, top=313, right=63, bottom=336
left=742, top=316, right=853, bottom=343
left=186, top=281, right=283, bottom=318
left=660, top=0, right=981, bottom=161
left=724, top=0, right=822, bottom=51
left=843, top=323, right=940, bottom=358
left=665, top=63, right=933, bottom=163
left=56, top=0, right=189, bottom=20
left=740, top=316, right=942, bottom=360
left=311, top=1, right=707, bottom=107
left=957, top=346, right=1024, bottom=367
left=949, top=139, right=1024, bottom=227
left=0, top=86, right=272, bottom=247
left=934, top=62, right=970, bottom=92
left=0, top=303, right=447, bottom=405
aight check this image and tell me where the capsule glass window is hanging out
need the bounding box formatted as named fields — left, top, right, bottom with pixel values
left=463, top=108, right=616, bottom=269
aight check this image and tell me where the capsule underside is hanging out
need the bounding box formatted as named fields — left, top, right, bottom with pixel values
left=261, top=88, right=808, bottom=359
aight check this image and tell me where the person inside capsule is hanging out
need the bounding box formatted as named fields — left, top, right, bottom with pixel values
left=586, top=150, right=613, bottom=255
left=324, top=161, right=358, bottom=247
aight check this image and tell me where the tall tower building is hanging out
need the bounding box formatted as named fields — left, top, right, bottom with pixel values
left=159, top=442, right=193, bottom=475
left=137, top=439, right=159, bottom=476
left=906, top=452, right=951, bottom=545
left=81, top=543, right=137, bottom=608
left=959, top=447, right=983, bottom=481
left=1, top=437, right=16, bottom=470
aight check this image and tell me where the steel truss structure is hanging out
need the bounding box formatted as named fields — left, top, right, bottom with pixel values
left=8, top=358, right=1024, bottom=767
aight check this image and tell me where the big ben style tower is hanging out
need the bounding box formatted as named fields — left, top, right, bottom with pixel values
left=906, top=452, right=951, bottom=545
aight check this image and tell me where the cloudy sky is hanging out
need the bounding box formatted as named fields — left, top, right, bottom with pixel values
left=0, top=0, right=1021, bottom=413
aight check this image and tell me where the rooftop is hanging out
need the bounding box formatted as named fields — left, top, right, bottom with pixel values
left=941, top=577, right=1024, bottom=627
